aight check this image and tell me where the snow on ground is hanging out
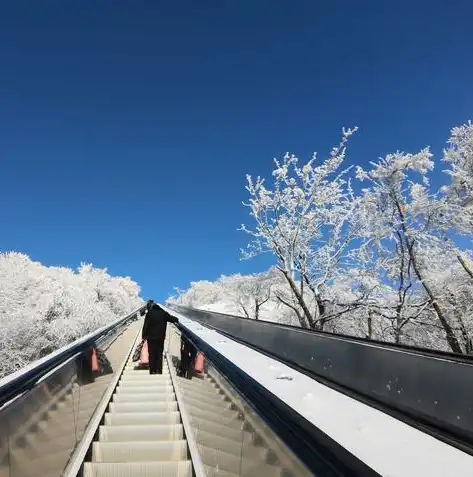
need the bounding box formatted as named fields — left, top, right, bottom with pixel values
left=197, top=302, right=239, bottom=315
left=165, top=305, right=473, bottom=477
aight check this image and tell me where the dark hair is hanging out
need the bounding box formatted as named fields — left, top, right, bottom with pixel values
left=146, top=299, right=154, bottom=311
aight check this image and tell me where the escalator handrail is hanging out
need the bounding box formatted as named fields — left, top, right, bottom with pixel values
left=168, top=303, right=473, bottom=363
left=0, top=304, right=146, bottom=408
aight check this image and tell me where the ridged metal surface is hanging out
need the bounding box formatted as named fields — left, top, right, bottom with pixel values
left=3, top=322, right=141, bottom=477
left=83, top=461, right=193, bottom=477
left=83, top=356, right=193, bottom=477
left=176, top=375, right=287, bottom=476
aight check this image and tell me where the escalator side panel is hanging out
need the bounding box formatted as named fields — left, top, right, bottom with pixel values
left=167, top=325, right=314, bottom=477
left=0, top=321, right=140, bottom=477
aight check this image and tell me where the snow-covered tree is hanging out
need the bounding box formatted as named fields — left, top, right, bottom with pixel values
left=168, top=271, right=301, bottom=325
left=0, top=252, right=143, bottom=378
left=240, top=127, right=362, bottom=330
left=169, top=280, right=227, bottom=310
left=442, top=121, right=473, bottom=211
left=441, top=122, right=473, bottom=277
left=236, top=119, right=473, bottom=352
left=171, top=119, right=473, bottom=353
left=220, top=271, right=273, bottom=320
left=353, top=149, right=444, bottom=345
left=353, top=122, right=473, bottom=353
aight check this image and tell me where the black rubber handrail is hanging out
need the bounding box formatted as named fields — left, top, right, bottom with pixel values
left=0, top=305, right=146, bottom=408
left=170, top=303, right=473, bottom=363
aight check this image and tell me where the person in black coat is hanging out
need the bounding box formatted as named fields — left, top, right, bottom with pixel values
left=142, top=303, right=178, bottom=374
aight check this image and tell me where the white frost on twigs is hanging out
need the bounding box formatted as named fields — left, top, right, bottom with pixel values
left=0, top=252, right=143, bottom=378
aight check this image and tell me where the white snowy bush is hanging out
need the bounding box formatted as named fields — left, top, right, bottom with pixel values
left=0, top=252, right=143, bottom=378
left=168, top=269, right=300, bottom=326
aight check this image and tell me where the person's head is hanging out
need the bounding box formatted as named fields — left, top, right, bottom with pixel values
left=146, top=299, right=154, bottom=311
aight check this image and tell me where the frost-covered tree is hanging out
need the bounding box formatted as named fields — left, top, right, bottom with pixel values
left=441, top=122, right=473, bottom=277
left=220, top=271, right=273, bottom=320
left=442, top=121, right=473, bottom=211
left=169, top=270, right=301, bottom=325
left=169, top=280, right=227, bottom=310
left=353, top=149, right=447, bottom=346
left=237, top=119, right=473, bottom=352
left=0, top=252, right=143, bottom=378
left=171, top=119, right=473, bottom=353
left=240, top=128, right=362, bottom=330
left=353, top=122, right=473, bottom=353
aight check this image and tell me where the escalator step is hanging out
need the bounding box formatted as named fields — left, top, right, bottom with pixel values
left=112, top=393, right=176, bottom=403
left=92, top=441, right=188, bottom=462
left=99, top=424, right=184, bottom=442
left=109, top=402, right=178, bottom=414
left=115, top=386, right=174, bottom=395
left=83, top=460, right=192, bottom=477
left=117, top=382, right=173, bottom=389
left=119, top=377, right=172, bottom=384
left=104, top=412, right=181, bottom=426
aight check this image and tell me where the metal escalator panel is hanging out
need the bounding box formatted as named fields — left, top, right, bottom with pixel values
left=82, top=355, right=193, bottom=477
left=0, top=321, right=140, bottom=477
left=166, top=326, right=313, bottom=477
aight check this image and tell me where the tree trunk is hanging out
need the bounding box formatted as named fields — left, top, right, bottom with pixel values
left=457, top=254, right=473, bottom=280
left=394, top=304, right=402, bottom=344
left=279, top=269, right=316, bottom=328
left=407, top=244, right=462, bottom=353
left=452, top=303, right=470, bottom=354
left=394, top=327, right=401, bottom=344
left=239, top=302, right=250, bottom=318
left=366, top=311, right=373, bottom=340
left=275, top=293, right=307, bottom=328
left=394, top=197, right=463, bottom=354
left=315, top=299, right=327, bottom=331
left=254, top=299, right=260, bottom=320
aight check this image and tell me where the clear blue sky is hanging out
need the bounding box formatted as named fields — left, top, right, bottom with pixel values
left=1, top=1, right=472, bottom=301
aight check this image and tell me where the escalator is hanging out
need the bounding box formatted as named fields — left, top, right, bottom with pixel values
left=0, top=304, right=386, bottom=477
left=1, top=309, right=315, bottom=477
left=82, top=328, right=310, bottom=477
left=9, top=303, right=456, bottom=477
left=83, top=351, right=192, bottom=477
left=165, top=326, right=313, bottom=477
